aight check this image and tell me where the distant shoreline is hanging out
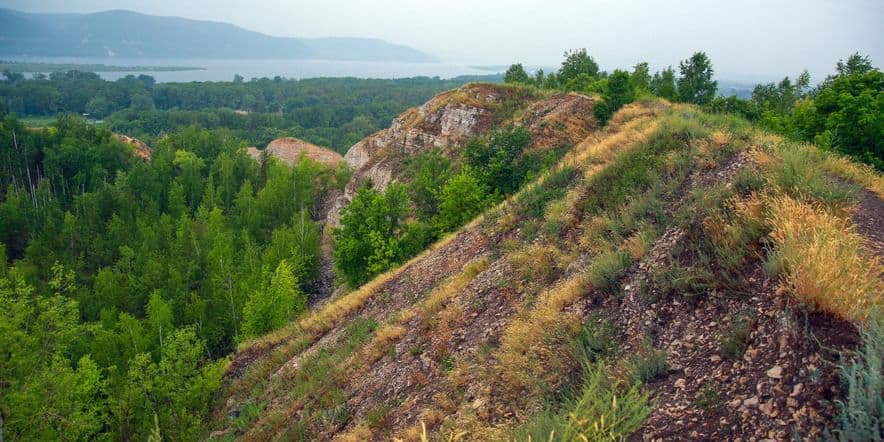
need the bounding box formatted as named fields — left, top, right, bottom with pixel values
left=0, top=60, right=205, bottom=73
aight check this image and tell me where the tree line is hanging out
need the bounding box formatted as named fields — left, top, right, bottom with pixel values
left=504, top=50, right=881, bottom=169
left=0, top=72, right=497, bottom=152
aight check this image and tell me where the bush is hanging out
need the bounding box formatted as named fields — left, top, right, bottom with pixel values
left=333, top=183, right=410, bottom=286
left=433, top=172, right=489, bottom=233
left=463, top=126, right=533, bottom=196
left=830, top=312, right=883, bottom=441
left=241, top=260, right=306, bottom=338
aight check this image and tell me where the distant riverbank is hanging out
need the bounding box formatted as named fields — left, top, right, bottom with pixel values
left=2, top=57, right=494, bottom=83
left=0, top=60, right=204, bottom=73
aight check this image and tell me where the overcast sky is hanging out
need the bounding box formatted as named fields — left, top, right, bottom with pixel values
left=4, top=0, right=882, bottom=81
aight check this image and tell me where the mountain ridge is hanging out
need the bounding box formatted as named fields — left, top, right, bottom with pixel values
left=0, top=8, right=436, bottom=62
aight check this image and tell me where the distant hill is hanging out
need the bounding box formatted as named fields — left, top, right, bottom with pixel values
left=0, top=8, right=436, bottom=62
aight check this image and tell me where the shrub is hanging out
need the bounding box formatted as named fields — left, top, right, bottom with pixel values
left=333, top=183, right=411, bottom=286
left=831, top=312, right=883, bottom=441
left=241, top=260, right=306, bottom=338
left=433, top=171, right=489, bottom=234
left=462, top=126, right=533, bottom=196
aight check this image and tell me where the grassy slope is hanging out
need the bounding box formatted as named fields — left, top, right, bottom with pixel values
left=210, top=99, right=882, bottom=441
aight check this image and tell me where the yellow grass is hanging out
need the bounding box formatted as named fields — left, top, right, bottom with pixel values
left=486, top=108, right=672, bottom=403
left=494, top=270, right=589, bottom=399
left=363, top=325, right=408, bottom=363
left=767, top=196, right=883, bottom=322
left=822, top=155, right=884, bottom=199
left=710, top=130, right=732, bottom=146
left=335, top=425, right=373, bottom=442
left=509, top=243, right=564, bottom=284
left=420, top=257, right=490, bottom=317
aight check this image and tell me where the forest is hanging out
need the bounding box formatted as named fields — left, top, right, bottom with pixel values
left=0, top=48, right=880, bottom=440
left=504, top=51, right=882, bottom=169
left=0, top=73, right=497, bottom=152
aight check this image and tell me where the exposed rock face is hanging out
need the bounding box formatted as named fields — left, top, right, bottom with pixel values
left=327, top=84, right=596, bottom=224
left=115, top=134, right=152, bottom=160
left=246, top=137, right=344, bottom=167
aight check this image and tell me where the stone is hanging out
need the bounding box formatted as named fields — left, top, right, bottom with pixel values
left=759, top=399, right=777, bottom=417
left=675, top=378, right=687, bottom=389
left=743, top=396, right=759, bottom=407
left=790, top=383, right=804, bottom=397
left=766, top=365, right=783, bottom=379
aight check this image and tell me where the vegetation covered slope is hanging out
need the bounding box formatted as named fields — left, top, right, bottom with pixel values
left=0, top=113, right=351, bottom=440
left=0, top=73, right=496, bottom=152
left=211, top=99, right=882, bottom=440
left=327, top=83, right=598, bottom=287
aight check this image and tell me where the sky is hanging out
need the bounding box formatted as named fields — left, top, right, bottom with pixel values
left=3, top=0, right=883, bottom=82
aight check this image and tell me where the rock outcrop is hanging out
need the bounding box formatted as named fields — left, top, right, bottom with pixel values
left=246, top=136, right=344, bottom=167
left=115, top=134, right=152, bottom=160
left=327, top=83, right=597, bottom=224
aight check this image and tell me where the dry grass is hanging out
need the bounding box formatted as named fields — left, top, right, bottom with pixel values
left=419, top=257, right=490, bottom=317
left=362, top=325, right=408, bottom=364
left=766, top=196, right=883, bottom=322
left=488, top=108, right=671, bottom=403
left=509, top=243, right=564, bottom=284
left=621, top=228, right=655, bottom=260
left=334, top=425, right=373, bottom=442
left=710, top=130, right=732, bottom=146
left=822, top=154, right=884, bottom=199
left=494, top=270, right=590, bottom=399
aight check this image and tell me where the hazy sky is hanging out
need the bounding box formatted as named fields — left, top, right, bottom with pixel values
left=4, top=0, right=882, bottom=81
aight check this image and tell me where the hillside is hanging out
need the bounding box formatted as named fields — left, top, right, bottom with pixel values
left=0, top=8, right=435, bottom=61
left=211, top=92, right=883, bottom=440
left=247, top=137, right=344, bottom=168
left=329, top=83, right=597, bottom=223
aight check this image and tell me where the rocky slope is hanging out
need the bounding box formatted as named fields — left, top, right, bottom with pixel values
left=247, top=137, right=344, bottom=168
left=210, top=94, right=883, bottom=441
left=328, top=83, right=597, bottom=224
left=114, top=134, right=152, bottom=160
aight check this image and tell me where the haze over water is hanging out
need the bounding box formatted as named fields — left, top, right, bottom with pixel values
left=6, top=56, right=493, bottom=82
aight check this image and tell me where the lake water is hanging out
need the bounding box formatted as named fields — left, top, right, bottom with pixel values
left=5, top=56, right=496, bottom=82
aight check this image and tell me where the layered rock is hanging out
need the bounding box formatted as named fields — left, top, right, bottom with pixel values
left=328, top=83, right=597, bottom=224
left=246, top=136, right=344, bottom=168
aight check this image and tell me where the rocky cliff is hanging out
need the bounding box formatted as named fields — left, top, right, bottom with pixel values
left=327, top=83, right=597, bottom=224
